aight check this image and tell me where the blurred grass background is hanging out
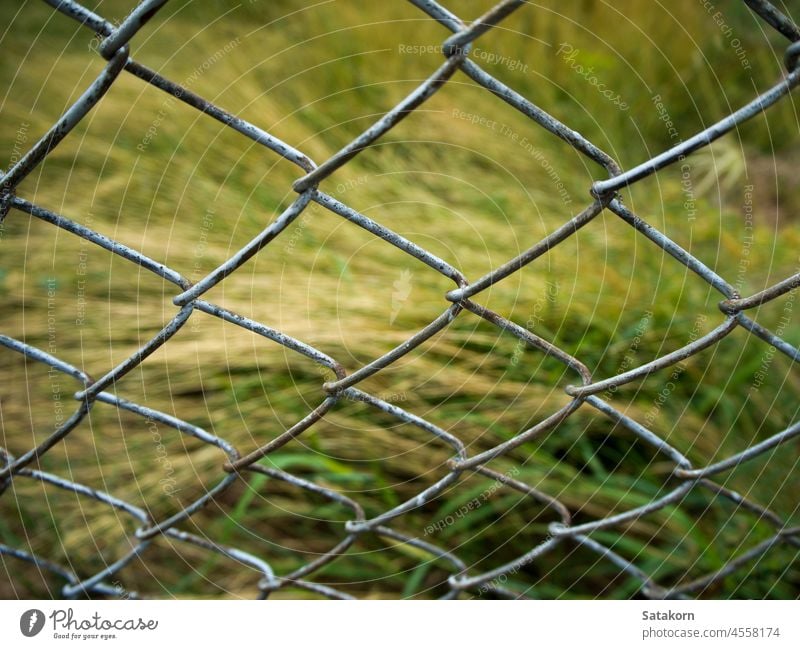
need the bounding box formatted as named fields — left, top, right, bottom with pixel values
left=1, top=0, right=799, bottom=598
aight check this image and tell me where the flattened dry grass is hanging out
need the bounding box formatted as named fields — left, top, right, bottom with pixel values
left=1, top=0, right=799, bottom=598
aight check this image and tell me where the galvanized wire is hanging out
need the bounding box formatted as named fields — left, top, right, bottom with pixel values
left=1, top=0, right=799, bottom=599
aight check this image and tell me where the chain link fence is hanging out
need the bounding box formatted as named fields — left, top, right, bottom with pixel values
left=1, top=0, right=799, bottom=599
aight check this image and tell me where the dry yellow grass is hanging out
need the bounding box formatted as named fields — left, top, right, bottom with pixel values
left=1, top=0, right=799, bottom=598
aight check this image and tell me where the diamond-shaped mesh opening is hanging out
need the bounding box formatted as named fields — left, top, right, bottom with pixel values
left=2, top=0, right=799, bottom=601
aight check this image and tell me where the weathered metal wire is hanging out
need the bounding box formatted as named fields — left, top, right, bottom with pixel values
left=1, top=0, right=799, bottom=600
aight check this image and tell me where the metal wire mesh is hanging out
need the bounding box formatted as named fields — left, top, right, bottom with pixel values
left=1, top=0, right=800, bottom=599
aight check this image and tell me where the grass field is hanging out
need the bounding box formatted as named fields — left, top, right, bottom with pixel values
left=1, top=0, right=799, bottom=598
